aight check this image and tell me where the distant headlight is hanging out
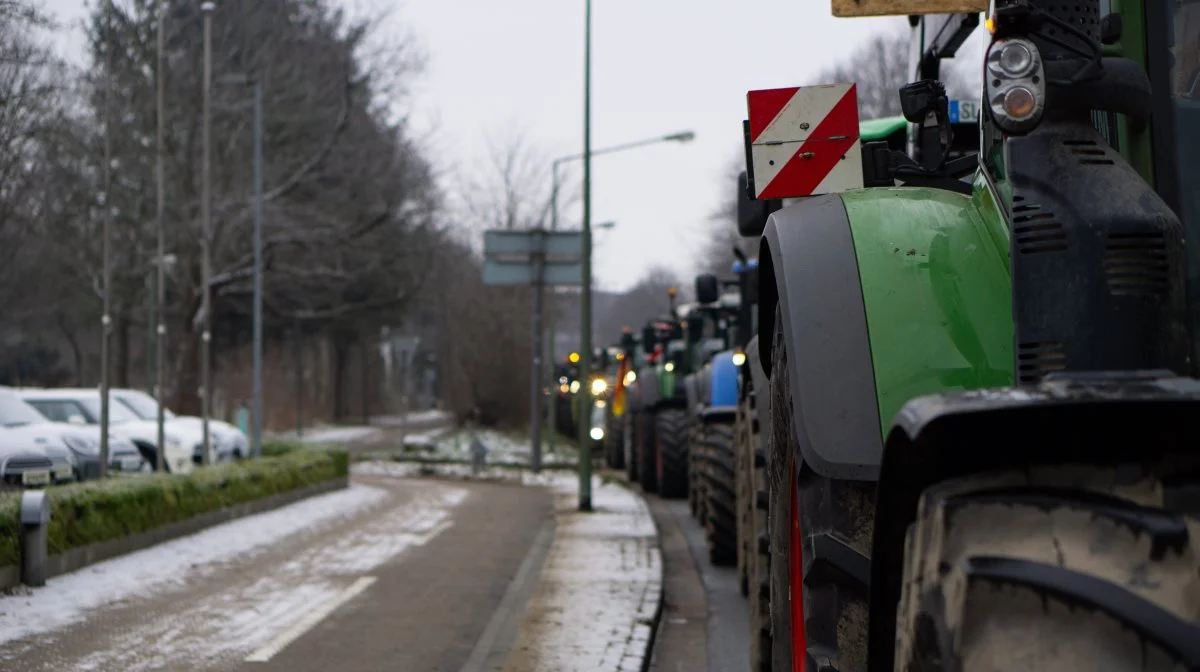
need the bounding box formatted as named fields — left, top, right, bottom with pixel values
left=623, top=371, right=636, bottom=386
left=589, top=427, right=604, bottom=441
left=591, top=378, right=607, bottom=395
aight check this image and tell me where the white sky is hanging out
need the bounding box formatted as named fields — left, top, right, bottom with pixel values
left=42, top=1, right=963, bottom=293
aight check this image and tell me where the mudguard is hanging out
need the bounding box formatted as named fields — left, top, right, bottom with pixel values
left=683, top=373, right=701, bottom=416
left=865, top=372, right=1200, bottom=672
left=758, top=183, right=1012, bottom=481
left=745, top=336, right=768, bottom=408
left=701, top=351, right=738, bottom=421
left=638, top=366, right=660, bottom=410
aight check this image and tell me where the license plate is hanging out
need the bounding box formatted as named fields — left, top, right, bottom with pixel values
left=22, top=470, right=51, bottom=487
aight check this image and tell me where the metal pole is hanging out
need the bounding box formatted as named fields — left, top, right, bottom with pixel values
left=154, top=0, right=166, bottom=472
left=546, top=163, right=559, bottom=457
left=146, top=273, right=154, bottom=396
left=294, top=317, right=303, bottom=437
left=530, top=231, right=544, bottom=473
left=578, top=0, right=593, bottom=511
left=200, top=2, right=214, bottom=465
left=98, top=0, right=114, bottom=479
left=252, top=81, right=263, bottom=458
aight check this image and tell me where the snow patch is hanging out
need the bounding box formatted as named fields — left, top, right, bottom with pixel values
left=0, top=483, right=389, bottom=647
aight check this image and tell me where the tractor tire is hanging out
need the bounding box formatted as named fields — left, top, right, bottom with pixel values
left=745, top=386, right=772, bottom=672
left=736, top=395, right=752, bottom=596
left=605, top=410, right=625, bottom=470
left=702, top=421, right=737, bottom=566
left=638, top=410, right=658, bottom=493
left=767, top=303, right=874, bottom=672
left=656, top=408, right=689, bottom=499
left=688, top=419, right=705, bottom=518
left=894, top=467, right=1200, bottom=671
left=624, top=411, right=638, bottom=483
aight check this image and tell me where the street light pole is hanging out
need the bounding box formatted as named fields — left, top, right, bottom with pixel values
left=252, top=80, right=264, bottom=459
left=99, top=0, right=115, bottom=479
left=154, top=0, right=167, bottom=472
left=200, top=1, right=214, bottom=466
left=578, top=0, right=593, bottom=511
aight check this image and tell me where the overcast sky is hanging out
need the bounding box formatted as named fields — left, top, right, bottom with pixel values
left=43, top=1, right=975, bottom=293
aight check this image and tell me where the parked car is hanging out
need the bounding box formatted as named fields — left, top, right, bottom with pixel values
left=17, top=388, right=199, bottom=473
left=0, top=392, right=77, bottom=484
left=0, top=429, right=55, bottom=491
left=0, top=387, right=147, bottom=477
left=111, top=388, right=249, bottom=461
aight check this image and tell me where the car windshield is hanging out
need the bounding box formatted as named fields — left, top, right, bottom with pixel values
left=116, top=391, right=175, bottom=421
left=0, top=392, right=50, bottom=427
left=79, top=396, right=139, bottom=424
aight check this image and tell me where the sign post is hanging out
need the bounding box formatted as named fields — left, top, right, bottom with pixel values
left=483, top=229, right=583, bottom=474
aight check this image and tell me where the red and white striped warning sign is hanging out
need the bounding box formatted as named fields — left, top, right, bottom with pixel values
left=746, top=83, right=863, bottom=199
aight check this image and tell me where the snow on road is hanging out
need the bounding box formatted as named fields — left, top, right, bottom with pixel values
left=0, top=480, right=469, bottom=671
left=0, top=483, right=388, bottom=648
left=294, top=425, right=382, bottom=445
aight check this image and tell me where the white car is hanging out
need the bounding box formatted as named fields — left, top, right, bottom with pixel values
left=112, top=388, right=249, bottom=461
left=18, top=389, right=201, bottom=474
left=0, top=428, right=56, bottom=490
left=0, top=387, right=144, bottom=479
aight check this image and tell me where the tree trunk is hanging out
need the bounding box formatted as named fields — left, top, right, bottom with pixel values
left=115, top=312, right=131, bottom=389
left=361, top=334, right=370, bottom=424
left=174, top=317, right=202, bottom=415
left=332, top=333, right=350, bottom=421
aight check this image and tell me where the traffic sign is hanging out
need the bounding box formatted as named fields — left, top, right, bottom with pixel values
left=482, top=229, right=584, bottom=286
left=483, top=260, right=583, bottom=286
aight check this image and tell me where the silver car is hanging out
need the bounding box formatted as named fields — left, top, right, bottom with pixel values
left=0, top=433, right=55, bottom=491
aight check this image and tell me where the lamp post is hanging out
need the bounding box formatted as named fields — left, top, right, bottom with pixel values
left=217, top=72, right=264, bottom=459
left=154, top=0, right=167, bottom=471
left=200, top=0, right=215, bottom=466
left=544, top=132, right=692, bottom=467
left=99, top=0, right=116, bottom=478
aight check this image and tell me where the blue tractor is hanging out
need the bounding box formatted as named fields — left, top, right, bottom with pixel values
left=685, top=256, right=756, bottom=566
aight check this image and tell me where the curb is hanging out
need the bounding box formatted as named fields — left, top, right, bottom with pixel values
left=1, top=476, right=348, bottom=590
left=615, top=479, right=666, bottom=672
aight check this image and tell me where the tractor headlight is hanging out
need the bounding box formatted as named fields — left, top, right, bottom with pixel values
left=569, top=380, right=581, bottom=394
left=623, top=370, right=636, bottom=386
left=589, top=427, right=605, bottom=441
left=986, top=38, right=1045, bottom=134
left=591, top=378, right=607, bottom=395
left=664, top=362, right=675, bottom=372
left=732, top=351, right=746, bottom=367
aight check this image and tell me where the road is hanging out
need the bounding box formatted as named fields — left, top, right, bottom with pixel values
left=648, top=498, right=749, bottom=672
left=0, top=476, right=553, bottom=672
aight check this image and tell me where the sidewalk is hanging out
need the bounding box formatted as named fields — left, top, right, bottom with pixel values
left=501, top=476, right=662, bottom=672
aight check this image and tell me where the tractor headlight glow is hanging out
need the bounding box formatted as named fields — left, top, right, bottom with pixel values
left=664, top=362, right=675, bottom=372
left=985, top=37, right=1044, bottom=135
left=590, top=427, right=605, bottom=441
left=624, top=370, right=636, bottom=386
left=732, top=352, right=746, bottom=367
left=569, top=380, right=581, bottom=394
left=595, top=399, right=606, bottom=409
left=591, top=378, right=607, bottom=395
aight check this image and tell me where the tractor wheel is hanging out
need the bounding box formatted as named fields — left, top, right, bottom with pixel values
left=688, top=419, right=703, bottom=518
left=745, top=385, right=772, bottom=672
left=768, top=303, right=874, bottom=672
left=638, top=410, right=658, bottom=493
left=893, top=467, right=1200, bottom=671
left=736, top=396, right=751, bottom=595
left=624, top=411, right=638, bottom=483
left=605, top=410, right=625, bottom=470
left=702, top=421, right=737, bottom=566
left=656, top=408, right=689, bottom=499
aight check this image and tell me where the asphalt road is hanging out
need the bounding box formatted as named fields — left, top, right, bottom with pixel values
left=1, top=477, right=554, bottom=672
left=648, top=497, right=750, bottom=672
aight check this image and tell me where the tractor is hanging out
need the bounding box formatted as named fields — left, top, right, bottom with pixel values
left=683, top=266, right=753, bottom=567
left=628, top=289, right=698, bottom=497
left=739, top=2, right=1200, bottom=671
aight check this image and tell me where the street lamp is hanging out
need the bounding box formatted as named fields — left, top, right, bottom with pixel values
left=217, top=72, right=265, bottom=460
left=99, top=0, right=116, bottom=478
left=200, top=0, right=215, bottom=465
left=154, top=0, right=167, bottom=472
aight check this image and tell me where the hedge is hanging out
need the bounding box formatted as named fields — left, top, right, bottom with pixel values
left=0, top=448, right=348, bottom=568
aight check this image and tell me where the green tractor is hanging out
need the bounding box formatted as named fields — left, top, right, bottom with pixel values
left=629, top=289, right=699, bottom=497
left=739, top=2, right=1200, bottom=671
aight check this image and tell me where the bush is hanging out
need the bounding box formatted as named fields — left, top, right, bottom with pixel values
left=0, top=448, right=348, bottom=567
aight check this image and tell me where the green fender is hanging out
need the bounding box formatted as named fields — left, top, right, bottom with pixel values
left=758, top=174, right=1013, bottom=480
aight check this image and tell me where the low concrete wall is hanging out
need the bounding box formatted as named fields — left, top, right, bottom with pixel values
left=1, top=475, right=348, bottom=590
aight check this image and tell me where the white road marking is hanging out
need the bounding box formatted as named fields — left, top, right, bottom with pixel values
left=413, top=520, right=454, bottom=546
left=244, top=576, right=377, bottom=663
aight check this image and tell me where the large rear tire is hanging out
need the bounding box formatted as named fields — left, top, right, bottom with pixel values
left=767, top=303, right=874, bottom=672
left=736, top=395, right=752, bottom=596
left=744, top=383, right=772, bottom=672
left=656, top=408, right=689, bottom=499
left=703, top=421, right=737, bottom=566
left=895, top=467, right=1200, bottom=671
left=605, top=409, right=625, bottom=470
left=624, top=411, right=638, bottom=483
left=638, top=409, right=658, bottom=493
